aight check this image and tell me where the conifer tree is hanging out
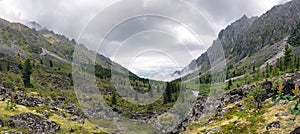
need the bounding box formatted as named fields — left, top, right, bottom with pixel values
left=22, top=59, right=32, bottom=88
left=111, top=92, right=117, bottom=105
left=6, top=61, right=10, bottom=72
left=49, top=60, right=53, bottom=67
left=296, top=57, right=300, bottom=70
left=227, top=79, right=233, bottom=90
left=254, top=67, right=262, bottom=81
left=284, top=44, right=294, bottom=72
left=165, top=83, right=172, bottom=103
left=266, top=62, right=271, bottom=78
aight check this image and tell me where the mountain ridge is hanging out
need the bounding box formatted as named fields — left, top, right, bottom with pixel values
left=172, top=0, right=300, bottom=80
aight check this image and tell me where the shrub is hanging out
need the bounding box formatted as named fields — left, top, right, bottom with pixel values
left=248, top=85, right=265, bottom=109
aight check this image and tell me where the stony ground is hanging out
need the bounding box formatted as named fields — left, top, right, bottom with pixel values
left=180, top=73, right=300, bottom=134
left=0, top=89, right=106, bottom=134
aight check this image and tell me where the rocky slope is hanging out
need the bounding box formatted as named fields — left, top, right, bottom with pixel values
left=0, top=17, right=146, bottom=133
left=173, top=0, right=300, bottom=79
left=0, top=18, right=139, bottom=78
left=181, top=72, right=300, bottom=134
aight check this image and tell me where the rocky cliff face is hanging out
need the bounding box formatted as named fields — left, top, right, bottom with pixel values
left=218, top=15, right=257, bottom=59
left=174, top=0, right=300, bottom=78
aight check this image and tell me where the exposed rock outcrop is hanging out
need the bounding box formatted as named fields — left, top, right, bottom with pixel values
left=7, top=113, right=60, bottom=134
left=15, top=93, right=42, bottom=107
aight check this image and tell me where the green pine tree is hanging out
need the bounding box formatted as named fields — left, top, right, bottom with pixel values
left=284, top=44, right=294, bottom=72
left=22, top=59, right=33, bottom=88
left=111, top=92, right=117, bottom=105
left=266, top=62, right=271, bottom=78
left=244, top=73, right=251, bottom=84
left=227, top=79, right=233, bottom=90
left=252, top=64, right=256, bottom=73
left=254, top=67, right=262, bottom=81
left=248, top=85, right=265, bottom=110
left=49, top=60, right=53, bottom=67
left=272, top=65, right=279, bottom=76
left=277, top=58, right=283, bottom=71
left=163, top=92, right=168, bottom=104
left=6, top=61, right=10, bottom=72
left=165, top=83, right=172, bottom=103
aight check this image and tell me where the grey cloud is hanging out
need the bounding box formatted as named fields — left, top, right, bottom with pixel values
left=186, top=0, right=291, bottom=29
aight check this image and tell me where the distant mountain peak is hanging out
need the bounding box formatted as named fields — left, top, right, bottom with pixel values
left=26, top=21, right=47, bottom=31
left=241, top=14, right=248, bottom=19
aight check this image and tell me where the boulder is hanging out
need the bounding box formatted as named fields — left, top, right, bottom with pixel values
left=56, top=110, right=66, bottom=118
left=68, top=116, right=85, bottom=124
left=278, top=100, right=289, bottom=105
left=0, top=119, right=4, bottom=127
left=0, top=87, right=7, bottom=95
left=275, top=112, right=290, bottom=117
left=266, top=121, right=280, bottom=130
left=64, top=103, right=80, bottom=115
left=0, top=87, right=11, bottom=100
left=283, top=80, right=295, bottom=96
left=7, top=113, right=60, bottom=134
left=15, top=92, right=42, bottom=107
left=36, top=110, right=50, bottom=118
left=229, top=88, right=244, bottom=96
left=261, top=80, right=273, bottom=94
left=290, top=127, right=300, bottom=134
left=236, top=102, right=243, bottom=107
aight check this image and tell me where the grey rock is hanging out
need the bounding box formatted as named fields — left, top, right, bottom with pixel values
left=0, top=119, right=4, bottom=127
left=236, top=102, right=243, bottom=107
left=275, top=111, right=290, bottom=117
left=266, top=121, right=280, bottom=130
left=290, top=127, right=300, bottom=134
left=56, top=110, right=66, bottom=118
left=68, top=116, right=85, bottom=124
left=282, top=81, right=295, bottom=96
left=204, top=127, right=221, bottom=134
left=289, top=121, right=295, bottom=126
left=15, top=92, right=42, bottom=107
left=278, top=100, right=289, bottom=105
left=7, top=113, right=60, bottom=134
left=36, top=110, right=49, bottom=118
left=64, top=103, right=83, bottom=116
left=240, top=106, right=247, bottom=111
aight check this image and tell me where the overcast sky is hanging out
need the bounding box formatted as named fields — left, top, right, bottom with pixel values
left=0, top=0, right=291, bottom=80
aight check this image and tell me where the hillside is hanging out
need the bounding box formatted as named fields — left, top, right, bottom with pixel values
left=173, top=0, right=300, bottom=79
left=167, top=0, right=300, bottom=133
left=1, top=0, right=300, bottom=133
left=0, top=17, right=169, bottom=133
